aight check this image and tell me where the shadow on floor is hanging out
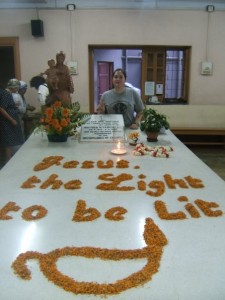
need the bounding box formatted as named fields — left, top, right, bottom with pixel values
left=188, top=146, right=225, bottom=181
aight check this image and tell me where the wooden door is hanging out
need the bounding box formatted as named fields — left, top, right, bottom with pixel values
left=142, top=49, right=166, bottom=103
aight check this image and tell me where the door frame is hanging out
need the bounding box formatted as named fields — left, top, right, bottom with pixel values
left=0, top=37, right=21, bottom=83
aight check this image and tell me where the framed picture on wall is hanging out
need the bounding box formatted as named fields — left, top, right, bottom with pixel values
left=145, top=81, right=155, bottom=96
left=67, top=60, right=78, bottom=75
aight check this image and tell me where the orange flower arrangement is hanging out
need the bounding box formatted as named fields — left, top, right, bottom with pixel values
left=36, top=101, right=85, bottom=136
left=128, top=131, right=139, bottom=141
left=128, top=131, right=140, bottom=145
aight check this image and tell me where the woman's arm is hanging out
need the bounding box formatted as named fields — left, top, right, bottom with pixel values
left=134, top=111, right=143, bottom=125
left=130, top=111, right=143, bottom=129
left=0, top=107, right=17, bottom=126
left=130, top=91, right=144, bottom=129
left=96, top=98, right=106, bottom=114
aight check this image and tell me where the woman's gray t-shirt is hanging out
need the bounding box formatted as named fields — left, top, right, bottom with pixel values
left=100, top=87, right=144, bottom=126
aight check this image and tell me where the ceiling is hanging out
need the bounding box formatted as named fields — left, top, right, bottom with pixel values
left=0, top=0, right=224, bottom=11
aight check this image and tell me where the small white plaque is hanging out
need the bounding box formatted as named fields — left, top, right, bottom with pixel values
left=80, top=114, right=125, bottom=142
left=67, top=60, right=78, bottom=75
left=145, top=81, right=155, bottom=96
left=156, top=84, right=163, bottom=94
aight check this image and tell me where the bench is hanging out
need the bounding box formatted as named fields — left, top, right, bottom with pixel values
left=146, top=105, right=225, bottom=147
left=171, top=127, right=225, bottom=146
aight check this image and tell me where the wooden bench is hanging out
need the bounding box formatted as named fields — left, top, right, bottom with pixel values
left=171, top=127, right=225, bottom=146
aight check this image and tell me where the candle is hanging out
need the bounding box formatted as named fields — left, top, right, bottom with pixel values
left=111, top=139, right=127, bottom=155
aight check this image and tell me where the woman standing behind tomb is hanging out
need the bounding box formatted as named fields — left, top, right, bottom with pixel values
left=96, top=68, right=144, bottom=129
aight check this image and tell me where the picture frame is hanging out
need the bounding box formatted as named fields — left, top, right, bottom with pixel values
left=67, top=60, right=78, bottom=75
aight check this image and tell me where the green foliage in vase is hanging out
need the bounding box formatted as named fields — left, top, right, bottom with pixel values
left=140, top=108, right=170, bottom=132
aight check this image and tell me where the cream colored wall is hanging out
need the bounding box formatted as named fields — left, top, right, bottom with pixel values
left=147, top=105, right=225, bottom=128
left=0, top=8, right=225, bottom=120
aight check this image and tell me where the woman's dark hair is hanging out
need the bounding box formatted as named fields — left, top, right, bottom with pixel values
left=113, top=68, right=127, bottom=80
left=30, top=76, right=46, bottom=89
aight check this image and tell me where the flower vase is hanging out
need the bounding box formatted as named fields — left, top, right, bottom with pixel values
left=146, top=131, right=159, bottom=142
left=47, top=134, right=68, bottom=142
left=129, top=138, right=139, bottom=146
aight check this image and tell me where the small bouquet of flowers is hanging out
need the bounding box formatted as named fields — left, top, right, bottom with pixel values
left=128, top=131, right=140, bottom=145
left=35, top=101, right=85, bottom=138
left=132, top=143, right=173, bottom=158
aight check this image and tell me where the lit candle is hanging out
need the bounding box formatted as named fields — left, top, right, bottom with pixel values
left=111, top=139, right=127, bottom=155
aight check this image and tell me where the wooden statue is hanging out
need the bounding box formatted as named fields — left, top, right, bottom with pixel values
left=41, top=59, right=59, bottom=90
left=45, top=51, right=74, bottom=107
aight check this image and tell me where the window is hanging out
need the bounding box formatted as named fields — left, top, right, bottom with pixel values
left=89, top=45, right=191, bottom=113
left=142, top=46, right=190, bottom=104
left=165, top=50, right=184, bottom=100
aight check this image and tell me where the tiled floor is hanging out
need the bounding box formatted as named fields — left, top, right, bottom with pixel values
left=189, top=146, right=225, bottom=181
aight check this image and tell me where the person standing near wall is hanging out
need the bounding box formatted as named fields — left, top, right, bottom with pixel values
left=30, top=76, right=49, bottom=111
left=0, top=86, right=24, bottom=165
left=8, top=79, right=34, bottom=138
left=18, top=81, right=36, bottom=139
left=8, top=79, right=26, bottom=126
left=18, top=81, right=36, bottom=113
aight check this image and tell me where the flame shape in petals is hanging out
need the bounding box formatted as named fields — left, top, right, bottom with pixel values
left=12, top=218, right=168, bottom=295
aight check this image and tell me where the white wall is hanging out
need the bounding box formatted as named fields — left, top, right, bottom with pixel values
left=0, top=8, right=225, bottom=116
